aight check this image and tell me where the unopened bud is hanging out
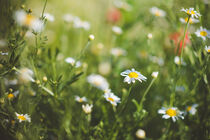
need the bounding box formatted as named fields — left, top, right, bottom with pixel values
left=88, top=34, right=95, bottom=41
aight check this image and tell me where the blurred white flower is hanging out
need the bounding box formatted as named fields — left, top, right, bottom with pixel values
left=150, top=7, right=166, bottom=17
left=111, top=47, right=126, bottom=57
left=112, top=26, right=123, bottom=35
left=185, top=104, right=198, bottom=115
left=149, top=56, right=164, bottom=66
left=75, top=96, right=88, bottom=103
left=195, top=27, right=210, bottom=41
left=88, top=34, right=95, bottom=41
left=87, top=74, right=109, bottom=90
left=147, top=33, right=153, bottom=39
left=136, top=129, right=146, bottom=139
left=98, top=62, right=111, bottom=76
left=205, top=46, right=210, bottom=53
left=179, top=17, right=199, bottom=24
left=82, top=104, right=93, bottom=114
left=151, top=71, right=159, bottom=79
left=181, top=8, right=201, bottom=18
left=18, top=68, right=35, bottom=83
left=158, top=107, right=184, bottom=122
left=121, top=68, right=147, bottom=84
left=174, top=56, right=186, bottom=66
left=43, top=13, right=54, bottom=22
left=104, top=92, right=121, bottom=106
left=63, top=14, right=75, bottom=23
left=65, top=57, right=81, bottom=68
left=15, top=112, right=31, bottom=123
left=114, top=0, right=132, bottom=11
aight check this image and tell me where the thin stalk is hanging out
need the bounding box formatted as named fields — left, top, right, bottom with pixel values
left=41, top=0, right=48, bottom=18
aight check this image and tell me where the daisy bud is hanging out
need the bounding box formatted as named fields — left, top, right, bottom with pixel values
left=43, top=76, right=48, bottom=82
left=151, top=71, right=159, bottom=78
left=136, top=129, right=146, bottom=139
left=88, top=34, right=95, bottom=41
left=35, top=80, right=40, bottom=85
left=147, top=33, right=153, bottom=39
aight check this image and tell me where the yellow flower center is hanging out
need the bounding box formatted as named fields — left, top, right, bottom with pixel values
left=187, top=106, right=192, bottom=112
left=93, top=81, right=101, bottom=86
left=185, top=17, right=193, bottom=24
left=200, top=31, right=207, bottom=36
left=24, top=14, right=35, bottom=26
left=108, top=97, right=114, bottom=102
left=155, top=11, right=160, bottom=16
left=18, top=115, right=26, bottom=121
left=79, top=98, right=83, bottom=102
left=166, top=108, right=176, bottom=117
left=187, top=10, right=195, bottom=15
left=8, top=93, right=14, bottom=99
left=128, top=72, right=138, bottom=78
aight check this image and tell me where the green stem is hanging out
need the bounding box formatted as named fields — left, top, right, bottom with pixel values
left=41, top=0, right=48, bottom=18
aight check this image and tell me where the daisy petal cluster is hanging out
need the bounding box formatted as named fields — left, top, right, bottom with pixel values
left=82, top=104, right=93, bottom=114
left=43, top=13, right=54, bottom=22
left=185, top=104, right=198, bottom=115
left=174, top=56, right=186, bottom=66
left=195, top=27, right=210, bottom=41
left=158, top=107, right=184, bottom=122
left=75, top=96, right=88, bottom=103
left=151, top=71, right=159, bottom=79
left=112, top=26, right=123, bottom=35
left=15, top=112, right=31, bottom=123
left=14, top=10, right=44, bottom=33
left=205, top=46, right=210, bottom=53
left=179, top=17, right=199, bottom=24
left=150, top=7, right=166, bottom=17
left=87, top=74, right=109, bottom=90
left=65, top=57, right=82, bottom=68
left=104, top=91, right=121, bottom=106
left=7, top=90, right=19, bottom=100
left=181, top=8, right=201, bottom=18
left=121, top=68, right=147, bottom=84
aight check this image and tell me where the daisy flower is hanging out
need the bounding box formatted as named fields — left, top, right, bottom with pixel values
left=147, top=33, right=153, bottom=39
left=205, top=46, right=210, bottom=53
left=111, top=47, right=127, bottom=57
left=65, top=57, right=82, bottom=68
left=150, top=7, right=166, bottom=17
left=104, top=92, right=121, bottom=106
left=179, top=17, right=199, bottom=24
left=151, top=71, right=159, bottom=79
left=195, top=27, right=210, bottom=41
left=87, top=74, right=109, bottom=90
left=15, top=112, right=31, bottom=123
left=7, top=90, right=19, bottom=100
left=75, top=96, right=88, bottom=103
left=112, top=26, right=123, bottom=35
left=120, top=68, right=147, bottom=84
left=14, top=10, right=44, bottom=33
left=186, top=104, right=198, bottom=115
left=158, top=107, right=184, bottom=122
left=82, top=104, right=93, bottom=114
left=174, top=56, right=186, bottom=66
left=43, top=13, right=54, bottom=22
left=181, top=8, right=201, bottom=18
left=136, top=129, right=146, bottom=139
left=18, top=68, right=35, bottom=83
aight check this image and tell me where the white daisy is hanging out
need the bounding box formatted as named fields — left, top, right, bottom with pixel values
left=136, top=129, right=146, bottom=139
left=179, top=17, right=199, bottom=24
left=104, top=92, right=121, bottom=106
left=195, top=27, right=210, bottom=41
left=158, top=107, right=184, bottom=122
left=205, top=46, right=210, bottom=53
left=150, top=7, right=166, bottom=17
left=65, top=57, right=81, bottom=68
left=181, top=8, right=201, bottom=18
left=87, top=74, right=109, bottom=90
left=7, top=90, right=19, bottom=100
left=18, top=68, right=35, bottom=83
left=174, top=56, right=186, bottom=66
left=112, top=26, right=123, bottom=35
left=111, top=47, right=126, bottom=57
left=15, top=112, right=31, bottom=123
left=63, top=14, right=75, bottom=23
left=120, top=68, right=147, bottom=84
left=147, top=33, right=153, bottom=39
left=43, top=13, right=54, bottom=22
left=186, top=104, right=198, bottom=115
left=75, top=96, right=88, bottom=103
left=82, top=104, right=93, bottom=114
left=151, top=71, right=159, bottom=79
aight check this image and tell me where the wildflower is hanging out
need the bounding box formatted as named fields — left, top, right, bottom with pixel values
left=147, top=33, right=153, bottom=39
left=18, top=68, right=35, bottom=83
left=186, top=104, right=198, bottom=115
left=14, top=10, right=44, bottom=33
left=63, top=14, right=75, bottom=23
left=151, top=71, right=159, bottom=79
left=181, top=8, right=201, bottom=18
left=15, top=112, right=31, bottom=123
left=75, top=96, right=88, bottom=103
left=158, top=107, right=184, bottom=122
left=195, top=27, right=210, bottom=41
left=87, top=74, right=109, bottom=90
left=174, top=56, right=186, bottom=65
left=150, top=7, right=166, bottom=17
left=43, top=76, right=48, bottom=82
left=111, top=47, right=126, bottom=57
left=136, top=129, right=146, bottom=139
left=179, top=17, right=199, bottom=24
left=205, top=46, right=210, bottom=53
left=88, top=34, right=95, bottom=41
left=120, top=68, right=147, bottom=84
left=107, top=8, right=121, bottom=23
left=114, top=0, right=132, bottom=11
left=112, top=26, right=123, bottom=35
left=7, top=90, right=19, bottom=100
left=82, top=104, right=93, bottom=114
left=43, top=13, right=54, bottom=22
left=98, top=62, right=111, bottom=76
left=65, top=57, right=81, bottom=68
left=104, top=92, right=121, bottom=106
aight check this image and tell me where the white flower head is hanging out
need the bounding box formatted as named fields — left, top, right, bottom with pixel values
left=7, top=90, right=19, bottom=100
left=111, top=47, right=127, bottom=57
left=205, top=46, right=210, bottom=53
left=174, top=56, right=186, bottom=66
left=195, top=27, right=210, bottom=41
left=136, top=129, right=146, bottom=139
left=112, top=26, right=123, bottom=35
left=98, top=62, right=111, bottom=76
left=87, top=74, right=109, bottom=90
left=114, top=0, right=132, bottom=11
left=15, top=112, right=31, bottom=123
left=121, top=68, right=147, bottom=84
left=151, top=71, right=159, bottom=79
left=43, top=13, right=54, bottom=22
left=75, top=96, right=88, bottom=103
left=179, top=17, right=199, bottom=24
left=150, top=7, right=166, bottom=17
left=65, top=57, right=81, bottom=68
left=158, top=107, right=184, bottom=122
left=147, top=33, right=153, bottom=39
left=63, top=14, right=75, bottom=23
left=104, top=92, right=121, bottom=106
left=181, top=8, right=201, bottom=18
left=18, top=68, right=35, bottom=83
left=186, top=104, right=198, bottom=115
left=82, top=104, right=93, bottom=114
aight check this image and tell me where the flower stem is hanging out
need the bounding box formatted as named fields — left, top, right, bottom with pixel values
left=41, top=0, right=48, bottom=19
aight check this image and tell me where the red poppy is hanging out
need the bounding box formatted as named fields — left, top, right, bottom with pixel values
left=106, top=8, right=121, bottom=24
